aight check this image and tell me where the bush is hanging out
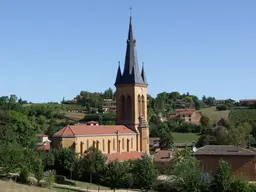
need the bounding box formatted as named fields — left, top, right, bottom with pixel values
left=216, top=104, right=228, bottom=111
left=229, top=180, right=250, bottom=192
left=55, top=175, right=66, bottom=182
left=19, top=167, right=29, bottom=184
left=249, top=184, right=256, bottom=192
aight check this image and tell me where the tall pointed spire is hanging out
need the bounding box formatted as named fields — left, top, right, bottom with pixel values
left=114, top=16, right=145, bottom=85
left=115, top=61, right=122, bottom=85
left=141, top=62, right=148, bottom=85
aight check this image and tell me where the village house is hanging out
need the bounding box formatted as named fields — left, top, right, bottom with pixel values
left=36, top=134, right=51, bottom=151
left=51, top=16, right=150, bottom=162
left=153, top=149, right=174, bottom=173
left=195, top=145, right=256, bottom=180
left=102, top=105, right=116, bottom=113
left=168, top=108, right=201, bottom=124
left=239, top=99, right=256, bottom=105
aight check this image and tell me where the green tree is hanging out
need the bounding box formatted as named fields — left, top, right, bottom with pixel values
left=104, top=88, right=114, bottom=99
left=196, top=134, right=216, bottom=148
left=43, top=150, right=55, bottom=170
left=34, top=157, right=44, bottom=186
left=216, top=104, right=228, bottom=111
left=9, top=110, right=37, bottom=148
left=0, top=143, right=24, bottom=174
left=169, top=156, right=210, bottom=192
left=200, top=116, right=210, bottom=134
left=159, top=128, right=173, bottom=149
left=184, top=96, right=193, bottom=103
left=45, top=170, right=56, bottom=188
left=103, top=160, right=130, bottom=190
left=200, top=116, right=210, bottom=128
left=0, top=96, right=9, bottom=105
left=76, top=147, right=106, bottom=183
left=211, top=160, right=231, bottom=192
left=53, top=148, right=76, bottom=179
left=133, top=155, right=158, bottom=190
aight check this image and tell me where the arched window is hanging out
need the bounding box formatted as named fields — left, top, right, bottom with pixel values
left=142, top=95, right=145, bottom=117
left=86, top=140, right=89, bottom=150
left=131, top=138, right=133, bottom=149
left=122, top=138, right=124, bottom=150
left=113, top=139, right=115, bottom=150
left=102, top=139, right=105, bottom=152
left=127, top=95, right=132, bottom=119
left=80, top=142, right=83, bottom=155
left=138, top=95, right=141, bottom=116
left=121, top=95, right=125, bottom=120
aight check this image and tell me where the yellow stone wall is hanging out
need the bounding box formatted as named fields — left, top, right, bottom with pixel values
left=139, top=127, right=149, bottom=154
left=116, top=84, right=148, bottom=130
left=53, top=134, right=138, bottom=155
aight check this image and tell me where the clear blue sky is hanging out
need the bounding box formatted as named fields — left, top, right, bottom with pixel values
left=1, top=1, right=256, bottom=103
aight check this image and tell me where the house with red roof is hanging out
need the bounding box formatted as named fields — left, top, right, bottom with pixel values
left=36, top=134, right=51, bottom=151
left=167, top=108, right=201, bottom=124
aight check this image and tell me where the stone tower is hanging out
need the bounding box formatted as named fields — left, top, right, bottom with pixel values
left=114, top=16, right=149, bottom=154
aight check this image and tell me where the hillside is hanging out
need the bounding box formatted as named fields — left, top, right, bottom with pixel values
left=199, top=107, right=230, bottom=124
left=230, top=108, right=256, bottom=125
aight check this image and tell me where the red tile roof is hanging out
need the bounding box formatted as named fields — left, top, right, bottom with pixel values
left=154, top=150, right=174, bottom=163
left=106, top=151, right=144, bottom=162
left=239, top=99, right=256, bottom=102
left=36, top=143, right=50, bottom=151
left=179, top=111, right=195, bottom=115
left=52, top=124, right=136, bottom=137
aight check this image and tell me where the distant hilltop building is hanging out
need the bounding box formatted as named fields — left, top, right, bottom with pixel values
left=51, top=16, right=150, bottom=161
left=167, top=108, right=201, bottom=124
left=239, top=99, right=256, bottom=105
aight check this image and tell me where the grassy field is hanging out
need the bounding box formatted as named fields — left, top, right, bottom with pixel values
left=0, top=179, right=109, bottom=192
left=172, top=132, right=200, bottom=143
left=230, top=108, right=256, bottom=124
left=62, top=179, right=110, bottom=190
left=64, top=112, right=86, bottom=121
left=199, top=107, right=230, bottom=124
left=0, top=180, right=52, bottom=192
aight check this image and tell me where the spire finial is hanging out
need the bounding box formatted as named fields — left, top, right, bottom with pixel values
left=130, top=6, right=132, bottom=18
left=118, top=61, right=120, bottom=67
left=142, top=61, right=144, bottom=67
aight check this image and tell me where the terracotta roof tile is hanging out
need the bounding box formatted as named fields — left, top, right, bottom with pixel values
left=239, top=99, right=256, bottom=102
left=36, top=143, right=50, bottom=151
left=154, top=150, right=174, bottom=162
left=178, top=111, right=195, bottom=115
left=195, top=145, right=256, bottom=156
left=53, top=124, right=136, bottom=137
left=106, top=151, right=144, bottom=162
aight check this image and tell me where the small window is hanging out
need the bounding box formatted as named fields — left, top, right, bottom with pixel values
left=102, top=139, right=105, bottom=152
left=189, top=115, right=191, bottom=117
left=113, top=139, right=115, bottom=150
left=86, top=140, right=89, bottom=149
left=131, top=138, right=133, bottom=148
left=189, top=118, right=191, bottom=121
left=183, top=115, right=185, bottom=117
left=122, top=138, right=124, bottom=150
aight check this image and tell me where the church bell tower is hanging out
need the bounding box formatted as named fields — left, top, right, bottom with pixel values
left=114, top=16, right=149, bottom=154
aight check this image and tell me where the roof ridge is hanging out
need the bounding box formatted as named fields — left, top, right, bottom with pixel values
left=68, top=125, right=76, bottom=136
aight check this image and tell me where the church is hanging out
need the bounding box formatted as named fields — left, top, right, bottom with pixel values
left=52, top=16, right=149, bottom=161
